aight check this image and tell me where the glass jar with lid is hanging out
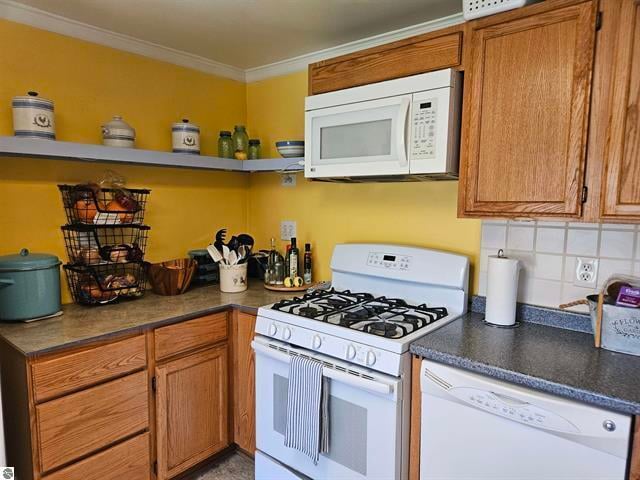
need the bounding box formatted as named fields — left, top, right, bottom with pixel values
left=217, top=131, right=234, bottom=158
left=248, top=139, right=261, bottom=160
left=232, top=125, right=249, bottom=153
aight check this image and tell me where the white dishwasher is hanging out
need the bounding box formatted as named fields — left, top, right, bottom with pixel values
left=420, top=359, right=632, bottom=480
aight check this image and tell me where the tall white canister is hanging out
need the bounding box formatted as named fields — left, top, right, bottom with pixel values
left=485, top=249, right=521, bottom=327
left=172, top=119, right=200, bottom=154
left=12, top=91, right=55, bottom=139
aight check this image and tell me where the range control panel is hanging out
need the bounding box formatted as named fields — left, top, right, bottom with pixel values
left=367, top=252, right=412, bottom=270
left=410, top=98, right=437, bottom=159
left=450, top=387, right=579, bottom=434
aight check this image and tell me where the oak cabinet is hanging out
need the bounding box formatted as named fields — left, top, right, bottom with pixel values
left=600, top=0, right=640, bottom=220
left=232, top=311, right=257, bottom=454
left=458, top=0, right=598, bottom=218
left=155, top=345, right=230, bottom=479
left=308, top=26, right=464, bottom=95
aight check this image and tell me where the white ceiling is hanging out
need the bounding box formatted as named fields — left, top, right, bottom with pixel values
left=9, top=0, right=462, bottom=70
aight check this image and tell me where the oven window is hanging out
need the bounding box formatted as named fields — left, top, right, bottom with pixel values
left=273, top=374, right=368, bottom=475
left=320, top=119, right=392, bottom=160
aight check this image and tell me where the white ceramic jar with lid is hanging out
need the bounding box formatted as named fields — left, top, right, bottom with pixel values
left=101, top=116, right=135, bottom=148
left=172, top=119, right=200, bottom=154
left=12, top=91, right=56, bottom=140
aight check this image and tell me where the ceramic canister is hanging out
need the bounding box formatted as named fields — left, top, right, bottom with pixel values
left=172, top=119, right=200, bottom=154
left=101, top=116, right=135, bottom=148
left=12, top=91, right=56, bottom=140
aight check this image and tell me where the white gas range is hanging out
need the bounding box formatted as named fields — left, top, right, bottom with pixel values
left=253, top=243, right=469, bottom=480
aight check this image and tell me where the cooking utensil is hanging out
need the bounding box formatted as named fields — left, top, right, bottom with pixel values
left=227, top=235, right=240, bottom=252
left=0, top=248, right=61, bottom=321
left=238, top=245, right=247, bottom=263
left=237, top=233, right=255, bottom=248
left=207, top=245, right=224, bottom=264
left=214, top=229, right=227, bottom=252
left=228, top=250, right=238, bottom=266
left=222, top=245, right=231, bottom=264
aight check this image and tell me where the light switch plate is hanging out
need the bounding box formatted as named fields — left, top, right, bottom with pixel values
left=281, top=221, right=297, bottom=241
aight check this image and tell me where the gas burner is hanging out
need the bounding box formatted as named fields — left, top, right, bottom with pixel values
left=327, top=298, right=350, bottom=308
left=365, top=321, right=399, bottom=338
left=298, top=306, right=319, bottom=318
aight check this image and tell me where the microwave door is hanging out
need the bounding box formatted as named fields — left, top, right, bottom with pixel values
left=305, top=95, right=411, bottom=178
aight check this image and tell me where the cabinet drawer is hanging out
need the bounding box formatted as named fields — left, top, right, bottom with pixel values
left=43, top=432, right=150, bottom=480
left=36, top=370, right=149, bottom=473
left=155, top=312, right=227, bottom=361
left=32, top=335, right=147, bottom=402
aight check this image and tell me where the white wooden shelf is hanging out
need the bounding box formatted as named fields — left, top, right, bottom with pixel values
left=0, top=136, right=304, bottom=173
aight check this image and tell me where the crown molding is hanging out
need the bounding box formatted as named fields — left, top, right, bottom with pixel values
left=244, top=12, right=464, bottom=83
left=0, top=0, right=246, bottom=82
left=0, top=0, right=463, bottom=84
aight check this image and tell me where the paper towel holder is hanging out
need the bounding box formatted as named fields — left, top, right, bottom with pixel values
left=483, top=248, right=522, bottom=329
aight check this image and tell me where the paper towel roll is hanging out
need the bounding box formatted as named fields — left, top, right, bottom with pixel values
left=485, top=251, right=521, bottom=326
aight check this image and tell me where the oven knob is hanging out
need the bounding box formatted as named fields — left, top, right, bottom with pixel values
left=312, top=335, right=322, bottom=350
left=269, top=323, right=278, bottom=337
left=282, top=327, right=292, bottom=341
left=366, top=350, right=377, bottom=366
left=346, top=344, right=357, bottom=360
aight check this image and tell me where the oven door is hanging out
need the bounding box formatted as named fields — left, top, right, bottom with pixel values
left=305, top=95, right=411, bottom=179
left=253, top=337, right=404, bottom=480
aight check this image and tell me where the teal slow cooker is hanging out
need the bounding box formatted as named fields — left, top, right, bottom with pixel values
left=0, top=249, right=61, bottom=321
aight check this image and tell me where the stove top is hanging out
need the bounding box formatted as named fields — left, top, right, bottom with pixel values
left=271, top=288, right=448, bottom=339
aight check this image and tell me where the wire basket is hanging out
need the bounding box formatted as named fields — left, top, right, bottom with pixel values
left=62, top=224, right=150, bottom=266
left=63, top=262, right=147, bottom=306
left=58, top=184, right=150, bottom=225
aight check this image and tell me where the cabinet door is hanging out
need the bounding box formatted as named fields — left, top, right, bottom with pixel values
left=459, top=1, right=598, bottom=217
left=601, top=0, right=640, bottom=219
left=155, top=345, right=229, bottom=479
left=232, top=311, right=256, bottom=454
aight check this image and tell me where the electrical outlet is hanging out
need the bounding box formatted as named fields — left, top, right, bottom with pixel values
left=574, top=257, right=599, bottom=287
left=281, top=173, right=297, bottom=187
left=280, top=221, right=297, bottom=241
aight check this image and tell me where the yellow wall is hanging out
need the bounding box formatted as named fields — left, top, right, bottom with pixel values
left=246, top=71, right=482, bottom=291
left=0, top=19, right=482, bottom=305
left=0, top=19, right=248, bottom=303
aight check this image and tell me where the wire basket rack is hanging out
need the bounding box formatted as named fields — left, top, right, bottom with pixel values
left=63, top=262, right=147, bottom=306
left=58, top=184, right=150, bottom=225
left=61, top=224, right=150, bottom=266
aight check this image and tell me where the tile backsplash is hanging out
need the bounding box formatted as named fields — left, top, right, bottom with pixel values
left=479, top=221, right=640, bottom=312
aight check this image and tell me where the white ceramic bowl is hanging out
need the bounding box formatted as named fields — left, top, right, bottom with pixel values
left=276, top=141, right=304, bottom=158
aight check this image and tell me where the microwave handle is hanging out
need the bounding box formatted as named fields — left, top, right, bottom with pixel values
left=396, top=98, right=411, bottom=167
left=252, top=340, right=394, bottom=396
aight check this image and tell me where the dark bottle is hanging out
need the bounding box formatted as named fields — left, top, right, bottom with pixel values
left=288, top=237, right=299, bottom=278
left=303, top=243, right=312, bottom=284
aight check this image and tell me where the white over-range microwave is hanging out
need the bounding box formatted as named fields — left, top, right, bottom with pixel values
left=304, top=69, right=462, bottom=181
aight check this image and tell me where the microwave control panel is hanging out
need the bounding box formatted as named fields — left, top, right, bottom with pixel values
left=410, top=98, right=438, bottom=159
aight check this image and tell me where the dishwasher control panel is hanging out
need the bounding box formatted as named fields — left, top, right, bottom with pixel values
left=450, top=387, right=579, bottom=433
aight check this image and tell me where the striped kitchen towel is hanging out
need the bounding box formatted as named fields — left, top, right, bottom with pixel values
left=284, top=354, right=329, bottom=464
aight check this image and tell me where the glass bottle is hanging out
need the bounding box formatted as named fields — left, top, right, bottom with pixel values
left=232, top=125, right=249, bottom=153
left=217, top=131, right=234, bottom=158
left=303, top=243, right=312, bottom=284
left=248, top=139, right=261, bottom=160
left=288, top=237, right=299, bottom=278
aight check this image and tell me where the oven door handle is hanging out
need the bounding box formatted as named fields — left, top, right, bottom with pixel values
left=252, top=341, right=395, bottom=396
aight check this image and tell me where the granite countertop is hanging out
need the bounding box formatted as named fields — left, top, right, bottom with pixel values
left=410, top=312, right=640, bottom=415
left=0, top=283, right=296, bottom=357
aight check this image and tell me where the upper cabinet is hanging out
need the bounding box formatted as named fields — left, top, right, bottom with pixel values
left=308, top=25, right=464, bottom=95
left=600, top=0, right=640, bottom=220
left=458, top=0, right=598, bottom=218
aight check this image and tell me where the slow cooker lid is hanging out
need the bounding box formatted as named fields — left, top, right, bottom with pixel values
left=0, top=248, right=60, bottom=271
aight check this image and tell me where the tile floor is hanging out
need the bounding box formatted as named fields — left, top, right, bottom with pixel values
left=195, top=453, right=254, bottom=480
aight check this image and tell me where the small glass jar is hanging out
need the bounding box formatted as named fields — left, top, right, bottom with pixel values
left=232, top=125, right=249, bottom=153
left=217, top=131, right=234, bottom=158
left=248, top=139, right=261, bottom=160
